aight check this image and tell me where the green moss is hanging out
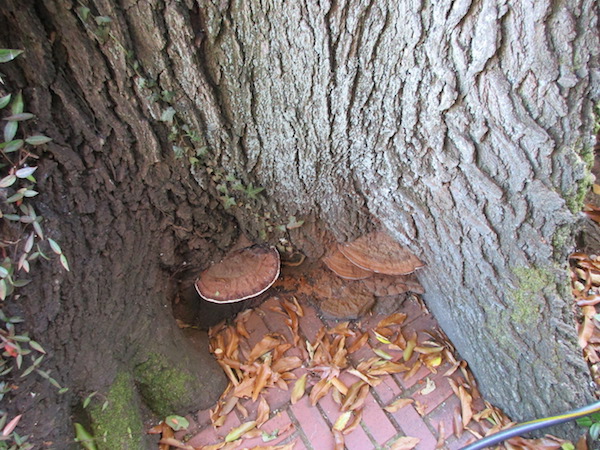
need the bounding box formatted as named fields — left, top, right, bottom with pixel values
left=134, top=353, right=197, bottom=417
left=89, top=372, right=145, bottom=450
left=508, top=266, right=554, bottom=326
left=565, top=171, right=594, bottom=213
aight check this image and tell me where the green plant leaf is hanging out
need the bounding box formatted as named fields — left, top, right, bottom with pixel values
left=160, top=107, right=176, bottom=123
left=0, top=94, right=11, bottom=109
left=83, top=392, right=96, bottom=409
left=94, top=16, right=112, bottom=25
left=165, top=415, right=189, bottom=431
left=76, top=6, right=90, bottom=21
left=4, top=112, right=34, bottom=121
left=11, top=92, right=23, bottom=115
left=25, top=135, right=52, bottom=146
left=2, top=139, right=24, bottom=153
left=74, top=423, right=97, bottom=450
left=4, top=120, right=18, bottom=142
left=0, top=49, right=23, bottom=63
left=0, top=174, right=16, bottom=188
left=591, top=422, right=600, bottom=440
left=60, top=254, right=70, bottom=272
left=28, top=340, right=45, bottom=354
left=48, top=238, right=62, bottom=255
left=15, top=166, right=37, bottom=178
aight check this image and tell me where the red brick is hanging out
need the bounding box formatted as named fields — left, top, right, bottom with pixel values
left=387, top=402, right=437, bottom=450
left=289, top=396, right=336, bottom=448
left=373, top=375, right=403, bottom=405
left=425, top=395, right=461, bottom=441
left=344, top=424, right=375, bottom=450
left=410, top=374, right=455, bottom=416
left=243, top=309, right=272, bottom=349
left=360, top=392, right=398, bottom=444
left=297, top=302, right=326, bottom=342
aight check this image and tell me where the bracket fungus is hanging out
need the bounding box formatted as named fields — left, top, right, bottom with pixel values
left=195, top=245, right=280, bottom=304
left=339, top=231, right=424, bottom=275
left=322, top=248, right=374, bottom=280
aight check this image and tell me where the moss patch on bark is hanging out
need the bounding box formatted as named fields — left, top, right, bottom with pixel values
left=88, top=372, right=145, bottom=450
left=134, top=352, right=199, bottom=418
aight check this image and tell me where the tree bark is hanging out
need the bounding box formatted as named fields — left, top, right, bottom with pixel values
left=0, top=0, right=598, bottom=446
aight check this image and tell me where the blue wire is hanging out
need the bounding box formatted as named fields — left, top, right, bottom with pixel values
left=460, top=400, right=600, bottom=450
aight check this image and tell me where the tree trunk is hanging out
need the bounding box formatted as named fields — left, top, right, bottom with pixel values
left=0, top=0, right=598, bottom=446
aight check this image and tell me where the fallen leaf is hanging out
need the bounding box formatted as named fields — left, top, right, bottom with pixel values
left=158, top=437, right=194, bottom=449
left=271, top=356, right=303, bottom=373
left=333, top=429, right=345, bottom=450
left=343, top=409, right=363, bottom=435
left=333, top=411, right=353, bottom=431
left=330, top=376, right=349, bottom=395
left=253, top=363, right=273, bottom=401
left=459, top=385, right=473, bottom=428
left=256, top=396, right=270, bottom=427
left=347, top=332, right=369, bottom=354
left=384, top=398, right=414, bottom=413
left=420, top=378, right=436, bottom=395
left=309, top=378, right=331, bottom=405
left=248, top=335, right=281, bottom=363
left=403, top=332, right=417, bottom=361
left=291, top=373, right=307, bottom=404
left=225, top=420, right=257, bottom=442
left=389, top=436, right=420, bottom=450
left=377, top=312, right=407, bottom=328
left=373, top=348, right=394, bottom=360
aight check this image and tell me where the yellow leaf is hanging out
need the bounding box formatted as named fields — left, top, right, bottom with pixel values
left=225, top=420, right=257, bottom=442
left=373, top=348, right=394, bottom=360
left=373, top=330, right=392, bottom=344
left=333, top=411, right=353, bottom=431
left=403, top=333, right=417, bottom=361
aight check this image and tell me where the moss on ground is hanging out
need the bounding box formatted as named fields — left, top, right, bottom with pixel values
left=88, top=372, right=145, bottom=450
left=134, top=352, right=197, bottom=418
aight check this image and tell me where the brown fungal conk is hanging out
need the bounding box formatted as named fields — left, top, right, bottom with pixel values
left=195, top=245, right=280, bottom=303
left=322, top=247, right=374, bottom=280
left=340, top=231, right=424, bottom=275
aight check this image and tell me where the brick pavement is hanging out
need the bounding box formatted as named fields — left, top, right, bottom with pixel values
left=181, top=295, right=485, bottom=449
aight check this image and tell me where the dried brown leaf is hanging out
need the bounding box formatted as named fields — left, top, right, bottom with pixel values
left=248, top=335, right=281, bottom=363
left=389, top=436, right=420, bottom=450
left=347, top=332, right=369, bottom=354
left=333, top=429, right=345, bottom=450
left=377, top=312, right=407, bottom=328
left=158, top=437, right=194, bottom=449
left=330, top=376, right=349, bottom=395
left=459, top=385, right=473, bottom=428
left=309, top=378, right=331, bottom=405
left=256, top=396, right=270, bottom=427
left=252, top=363, right=273, bottom=402
left=271, top=356, right=303, bottom=373
left=290, top=373, right=307, bottom=404
left=384, top=398, right=414, bottom=413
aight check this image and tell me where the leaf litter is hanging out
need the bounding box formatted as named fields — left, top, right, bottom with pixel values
left=151, top=294, right=580, bottom=449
